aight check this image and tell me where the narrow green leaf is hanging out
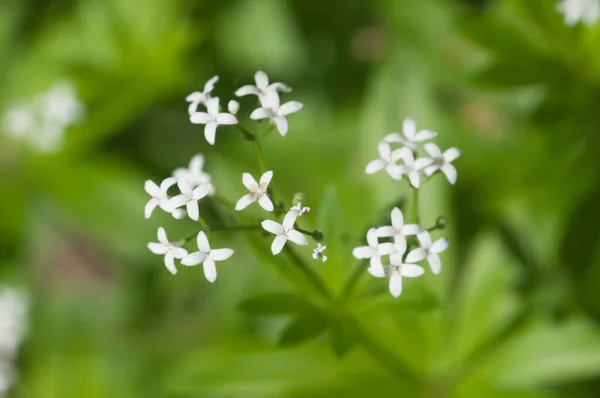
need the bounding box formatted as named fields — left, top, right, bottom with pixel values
left=330, top=316, right=356, bottom=358
left=279, top=312, right=329, bottom=347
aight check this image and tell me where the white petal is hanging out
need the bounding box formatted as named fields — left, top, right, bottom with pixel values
left=424, top=143, right=442, bottom=158
left=427, top=253, right=442, bottom=275
left=271, top=234, right=287, bottom=255
left=160, top=176, right=178, bottom=192
left=389, top=272, right=403, bottom=298
left=169, top=195, right=190, bottom=209
left=368, top=265, right=386, bottom=278
left=282, top=210, right=298, bottom=229
left=366, top=228, right=379, bottom=247
left=204, top=75, right=219, bottom=93
left=242, top=172, right=258, bottom=190
left=414, top=158, right=434, bottom=170
left=181, top=251, right=205, bottom=266
left=268, top=82, right=291, bottom=93
left=186, top=91, right=202, bottom=102
left=144, top=180, right=161, bottom=197
left=279, top=101, right=303, bottom=116
left=382, top=133, right=404, bottom=143
left=186, top=201, right=199, bottom=221
left=378, top=243, right=396, bottom=255
left=365, top=159, right=385, bottom=174
left=157, top=227, right=168, bottom=244
left=414, top=130, right=437, bottom=142
left=228, top=100, right=239, bottom=114
left=403, top=118, right=417, bottom=139
left=262, top=220, right=284, bottom=235
left=377, top=226, right=396, bottom=238
left=235, top=194, right=256, bottom=210
left=147, top=242, right=166, bottom=255
left=423, top=164, right=440, bottom=177
left=402, top=224, right=420, bottom=235
left=260, top=170, right=273, bottom=186
left=273, top=116, right=288, bottom=136
left=190, top=112, right=212, bottom=124
left=394, top=236, right=407, bottom=255
left=431, top=237, right=449, bottom=253
left=235, top=85, right=261, bottom=97
left=286, top=230, right=308, bottom=246
left=255, top=70, right=269, bottom=89
left=145, top=199, right=159, bottom=219
left=441, top=163, right=458, bottom=184
left=378, top=142, right=391, bottom=158
left=393, top=146, right=413, bottom=162
left=204, top=122, right=218, bottom=145
left=443, top=147, right=461, bottom=162
left=164, top=252, right=178, bottom=275
left=172, top=209, right=187, bottom=219
left=391, top=207, right=404, bottom=229
left=390, top=252, right=404, bottom=265
left=385, top=164, right=404, bottom=180
left=171, top=247, right=188, bottom=259
left=401, top=264, right=425, bottom=278
left=250, top=107, right=270, bottom=120
left=196, top=231, right=211, bottom=253
left=210, top=248, right=234, bottom=261
left=353, top=246, right=375, bottom=259
left=417, top=231, right=433, bottom=249
left=216, top=113, right=237, bottom=125
left=192, top=183, right=212, bottom=200
left=258, top=195, right=274, bottom=212
left=205, top=97, right=220, bottom=115
left=188, top=101, right=201, bottom=115
left=405, top=248, right=427, bottom=263
left=177, top=178, right=192, bottom=195
left=203, top=257, right=217, bottom=282
left=408, top=171, right=421, bottom=189
left=260, top=90, right=280, bottom=108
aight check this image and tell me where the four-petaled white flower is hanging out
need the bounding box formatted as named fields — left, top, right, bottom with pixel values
left=557, top=0, right=600, bottom=26
left=181, top=231, right=234, bottom=283
left=397, top=147, right=433, bottom=189
left=169, top=178, right=212, bottom=221
left=423, top=143, right=461, bottom=185
left=406, top=231, right=449, bottom=275
left=262, top=211, right=308, bottom=255
left=172, top=154, right=212, bottom=189
left=369, top=260, right=425, bottom=298
left=190, top=97, right=238, bottom=145
left=250, top=91, right=303, bottom=136
left=235, top=170, right=274, bottom=212
left=147, top=227, right=188, bottom=275
left=235, top=70, right=292, bottom=103
left=312, top=243, right=328, bottom=262
left=365, top=142, right=405, bottom=180
left=186, top=75, right=219, bottom=115
left=383, top=118, right=437, bottom=150
left=353, top=228, right=396, bottom=276
left=377, top=207, right=420, bottom=254
left=144, top=177, right=177, bottom=219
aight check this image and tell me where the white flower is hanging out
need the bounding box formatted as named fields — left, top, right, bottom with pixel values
left=406, top=231, right=449, bottom=275
left=369, top=260, right=425, bottom=298
left=383, top=118, right=437, bottom=150
left=235, top=70, right=292, bottom=103
left=186, top=75, right=219, bottom=115
left=249, top=91, right=303, bottom=136
left=0, top=362, right=16, bottom=396
left=377, top=207, right=420, bottom=254
left=365, top=142, right=405, bottom=180
left=397, top=147, right=433, bottom=189
left=312, top=243, right=327, bottom=262
left=39, top=81, right=84, bottom=127
left=288, top=202, right=311, bottom=218
left=3, top=104, right=35, bottom=139
left=147, top=227, right=188, bottom=275
left=172, top=154, right=212, bottom=189
left=169, top=178, right=212, bottom=221
left=228, top=100, right=240, bottom=115
left=181, top=231, right=234, bottom=283
left=0, top=287, right=28, bottom=356
left=423, top=143, right=461, bottom=185
left=352, top=228, right=396, bottom=276
left=557, top=0, right=600, bottom=26
left=144, top=177, right=177, bottom=219
left=235, top=171, right=274, bottom=212
left=262, top=211, right=308, bottom=255
left=190, top=97, right=238, bottom=145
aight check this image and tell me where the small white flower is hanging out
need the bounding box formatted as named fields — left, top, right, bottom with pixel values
left=181, top=231, right=234, bottom=283
left=186, top=75, right=219, bottom=115
left=228, top=100, right=240, bottom=115
left=235, top=70, right=292, bottom=103
left=406, top=231, right=449, bottom=275
left=249, top=91, right=303, bottom=136
left=377, top=207, right=420, bottom=254
left=262, top=210, right=308, bottom=255
left=369, top=260, right=425, bottom=298
left=144, top=177, right=177, bottom=219
left=288, top=202, right=311, bottom=218
left=39, top=81, right=84, bottom=127
left=397, top=147, right=433, bottom=189
left=557, top=0, right=600, bottom=26
left=312, top=243, right=328, bottom=262
left=169, top=178, right=212, bottom=221
left=423, top=143, right=461, bottom=185
left=352, top=228, right=396, bottom=276
left=0, top=286, right=28, bottom=356
left=235, top=171, right=274, bottom=212
left=365, top=142, right=405, bottom=180
left=383, top=118, right=437, bottom=150
left=172, top=154, right=212, bottom=189
left=147, top=227, right=188, bottom=275
left=3, top=103, right=36, bottom=139
left=190, top=97, right=238, bottom=145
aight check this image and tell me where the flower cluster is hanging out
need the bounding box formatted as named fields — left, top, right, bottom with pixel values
left=0, top=286, right=28, bottom=397
left=557, top=0, right=600, bottom=26
left=2, top=81, right=84, bottom=153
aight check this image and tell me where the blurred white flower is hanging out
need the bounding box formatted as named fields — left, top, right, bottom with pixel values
left=262, top=211, right=308, bottom=255
left=144, top=177, right=177, bottom=219
left=383, top=118, right=437, bottom=150
left=557, top=0, right=600, bottom=26
left=365, top=142, right=405, bottom=180
left=377, top=207, right=420, bottom=254
left=369, top=260, right=425, bottom=298
left=235, top=71, right=292, bottom=103
left=0, top=362, right=16, bottom=397
left=181, top=231, right=234, bottom=282
left=39, top=81, right=84, bottom=127
left=312, top=243, right=328, bottom=262
left=235, top=171, right=274, bottom=212
left=169, top=179, right=212, bottom=221
left=190, top=97, right=238, bottom=145
left=0, top=287, right=27, bottom=357
left=406, top=231, right=449, bottom=275
left=147, top=227, right=188, bottom=275
left=352, top=228, right=396, bottom=276
left=228, top=100, right=240, bottom=115
left=186, top=75, right=219, bottom=115
left=172, top=154, right=212, bottom=189
left=250, top=91, right=303, bottom=136
left=423, top=143, right=461, bottom=185
left=397, top=147, right=433, bottom=189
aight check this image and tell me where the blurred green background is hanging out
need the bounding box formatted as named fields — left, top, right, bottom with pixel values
left=3, top=0, right=600, bottom=396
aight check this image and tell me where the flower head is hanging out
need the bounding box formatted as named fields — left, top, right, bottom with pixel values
left=190, top=97, right=238, bottom=145
left=423, top=143, right=461, bottom=185
left=235, top=170, right=274, bottom=212
left=397, top=147, right=433, bottom=189
left=352, top=228, right=396, bottom=276
left=147, top=227, right=188, bottom=275
left=262, top=210, right=308, bottom=255
left=312, top=243, right=328, bottom=262
left=377, top=207, right=420, bottom=254
left=365, top=142, right=405, bottom=180
left=144, top=177, right=177, bottom=218
left=181, top=231, right=234, bottom=283
left=406, top=231, right=449, bottom=275
left=369, top=259, right=425, bottom=298
left=169, top=178, right=212, bottom=221
left=186, top=75, right=219, bottom=115
left=249, top=91, right=303, bottom=136
left=383, top=118, right=437, bottom=150
left=557, top=0, right=600, bottom=26
left=235, top=70, right=292, bottom=103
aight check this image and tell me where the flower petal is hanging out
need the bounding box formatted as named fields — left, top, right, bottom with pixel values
left=389, top=272, right=403, bottom=298
left=423, top=164, right=440, bottom=177
left=242, top=172, right=258, bottom=190
left=164, top=252, right=177, bottom=275
left=192, top=183, right=212, bottom=200
left=262, top=220, right=284, bottom=235
left=424, top=143, right=442, bottom=158
left=403, top=118, right=417, bottom=139
left=186, top=201, right=199, bottom=221
left=368, top=263, right=386, bottom=278
left=401, top=264, right=425, bottom=278
left=377, top=226, right=396, bottom=238
left=210, top=248, right=234, bottom=261
left=181, top=251, right=206, bottom=266
left=171, top=247, right=188, bottom=259
left=228, top=100, right=239, bottom=114
left=402, top=224, right=420, bottom=235
left=441, top=163, right=458, bottom=184
left=235, top=85, right=261, bottom=97
left=255, top=70, right=269, bottom=89
left=417, top=231, right=433, bottom=249
left=216, top=113, right=237, bottom=125
left=443, top=147, right=461, bottom=163
left=268, top=82, right=292, bottom=93
left=169, top=194, right=189, bottom=209
left=145, top=199, right=159, bottom=219
left=177, top=178, right=192, bottom=195
left=235, top=194, right=256, bottom=211
left=394, top=236, right=407, bottom=256
left=414, top=158, right=434, bottom=170
left=427, top=253, right=442, bottom=274
left=204, top=75, right=219, bottom=93
left=378, top=243, right=397, bottom=255
left=405, top=248, right=427, bottom=263
left=352, top=246, right=375, bottom=259
left=382, top=133, right=405, bottom=144
left=279, top=101, right=303, bottom=116
left=390, top=207, right=404, bottom=229
left=414, top=129, right=437, bottom=142
left=273, top=116, right=288, bottom=136
left=258, top=195, right=274, bottom=212
left=157, top=227, right=168, bottom=244
left=250, top=107, right=270, bottom=120
left=286, top=230, right=308, bottom=246
left=366, top=228, right=379, bottom=247
left=365, top=159, right=385, bottom=174
left=205, top=97, right=219, bottom=115
left=144, top=180, right=161, bottom=197
left=204, top=122, right=218, bottom=145
left=408, top=171, right=421, bottom=189
left=160, top=176, right=178, bottom=192
left=260, top=170, right=273, bottom=186
left=271, top=234, right=287, bottom=255
left=190, top=112, right=212, bottom=124
left=203, top=257, right=217, bottom=282
left=377, top=142, right=391, bottom=159
left=196, top=231, right=211, bottom=253
left=147, top=242, right=166, bottom=255
left=282, top=209, right=298, bottom=229
left=431, top=237, right=449, bottom=253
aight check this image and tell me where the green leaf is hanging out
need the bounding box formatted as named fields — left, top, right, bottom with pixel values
left=238, top=293, right=317, bottom=316
left=329, top=316, right=356, bottom=358
left=279, top=312, right=330, bottom=347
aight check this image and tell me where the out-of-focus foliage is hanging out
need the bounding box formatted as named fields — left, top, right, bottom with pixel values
left=2, top=0, right=600, bottom=396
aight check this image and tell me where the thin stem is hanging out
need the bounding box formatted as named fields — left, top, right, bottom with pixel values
left=283, top=246, right=333, bottom=300
left=253, top=139, right=267, bottom=175
left=261, top=125, right=275, bottom=140
left=197, top=216, right=210, bottom=237
left=410, top=188, right=420, bottom=224
left=295, top=226, right=321, bottom=239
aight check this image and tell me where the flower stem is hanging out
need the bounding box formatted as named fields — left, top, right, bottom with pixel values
left=295, top=226, right=323, bottom=240
left=410, top=188, right=420, bottom=224
left=253, top=139, right=267, bottom=175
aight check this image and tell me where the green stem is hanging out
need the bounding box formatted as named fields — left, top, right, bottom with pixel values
left=295, top=226, right=321, bottom=239
left=284, top=246, right=333, bottom=300
left=261, top=125, right=275, bottom=140
left=253, top=139, right=267, bottom=175
left=197, top=216, right=210, bottom=236
left=411, top=188, right=420, bottom=224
